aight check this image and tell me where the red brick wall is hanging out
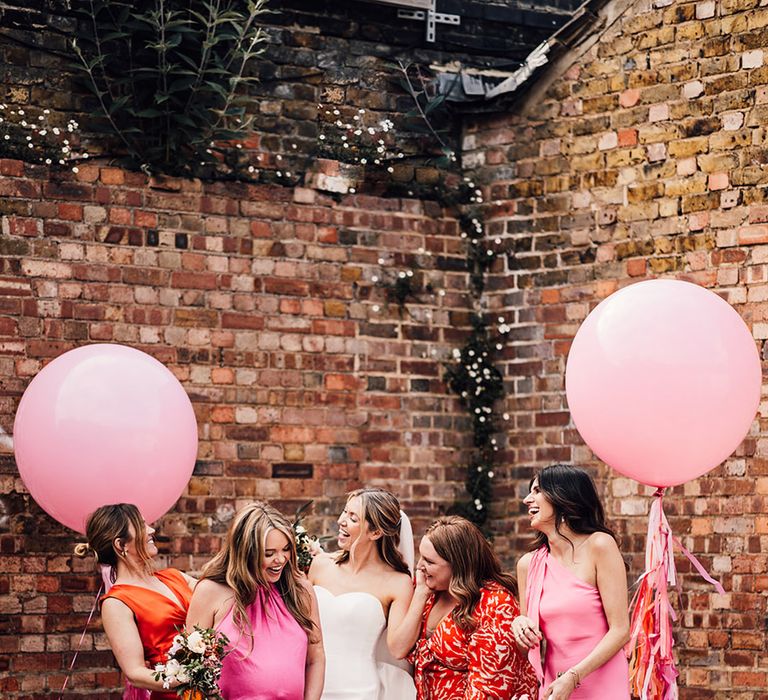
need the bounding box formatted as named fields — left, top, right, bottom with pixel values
left=0, top=160, right=479, bottom=698
left=466, top=0, right=768, bottom=697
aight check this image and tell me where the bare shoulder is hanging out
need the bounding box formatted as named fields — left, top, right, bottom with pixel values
left=587, top=531, right=620, bottom=554
left=517, top=550, right=534, bottom=572
left=101, top=595, right=133, bottom=619
left=191, top=578, right=231, bottom=604
left=298, top=576, right=316, bottom=595
left=587, top=532, right=624, bottom=569
left=308, top=551, right=336, bottom=581
left=384, top=569, right=413, bottom=596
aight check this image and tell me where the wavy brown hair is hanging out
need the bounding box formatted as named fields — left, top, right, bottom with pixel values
left=335, top=487, right=410, bottom=575
left=202, top=502, right=315, bottom=641
left=74, top=503, right=153, bottom=581
left=425, top=515, right=517, bottom=632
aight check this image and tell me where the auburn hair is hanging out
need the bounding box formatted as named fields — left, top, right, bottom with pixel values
left=425, top=515, right=517, bottom=632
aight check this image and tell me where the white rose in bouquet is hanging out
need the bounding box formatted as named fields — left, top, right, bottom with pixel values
left=164, top=658, right=181, bottom=679
left=186, top=630, right=207, bottom=655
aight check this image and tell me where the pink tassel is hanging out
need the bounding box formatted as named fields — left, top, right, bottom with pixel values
left=627, top=489, right=724, bottom=700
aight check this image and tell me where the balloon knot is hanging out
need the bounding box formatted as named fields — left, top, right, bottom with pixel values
left=653, top=487, right=665, bottom=498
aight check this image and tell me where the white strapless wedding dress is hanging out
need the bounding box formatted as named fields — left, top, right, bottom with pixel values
left=315, top=586, right=416, bottom=700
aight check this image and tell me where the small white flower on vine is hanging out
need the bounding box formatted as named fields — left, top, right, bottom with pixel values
left=488, top=471, right=494, bottom=478
left=372, top=305, right=380, bottom=312
left=503, top=413, right=510, bottom=420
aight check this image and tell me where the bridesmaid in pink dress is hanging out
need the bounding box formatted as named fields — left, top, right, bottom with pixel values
left=186, top=502, right=325, bottom=699
left=512, top=465, right=630, bottom=700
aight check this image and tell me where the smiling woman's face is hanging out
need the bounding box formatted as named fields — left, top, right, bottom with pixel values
left=262, top=528, right=291, bottom=583
left=337, top=496, right=365, bottom=551
left=121, top=519, right=158, bottom=560
left=417, top=536, right=452, bottom=592
left=523, top=478, right=556, bottom=531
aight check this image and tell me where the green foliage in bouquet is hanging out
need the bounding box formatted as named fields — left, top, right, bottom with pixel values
left=70, top=0, right=269, bottom=176
left=154, top=625, right=229, bottom=699
left=292, top=501, right=322, bottom=573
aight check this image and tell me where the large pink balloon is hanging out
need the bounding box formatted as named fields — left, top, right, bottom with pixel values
left=565, top=280, right=762, bottom=488
left=14, top=344, right=198, bottom=533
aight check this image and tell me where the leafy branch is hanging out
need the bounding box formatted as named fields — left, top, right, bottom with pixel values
left=393, top=60, right=456, bottom=165
left=70, top=0, right=269, bottom=176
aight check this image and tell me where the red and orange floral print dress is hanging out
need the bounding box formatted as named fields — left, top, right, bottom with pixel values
left=410, top=581, right=538, bottom=700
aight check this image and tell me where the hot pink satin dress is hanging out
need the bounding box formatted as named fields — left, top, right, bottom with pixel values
left=526, top=546, right=630, bottom=699
left=217, top=584, right=308, bottom=699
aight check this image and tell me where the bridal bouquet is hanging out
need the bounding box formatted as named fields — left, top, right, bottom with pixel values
left=153, top=626, right=229, bottom=699
left=293, top=501, right=324, bottom=572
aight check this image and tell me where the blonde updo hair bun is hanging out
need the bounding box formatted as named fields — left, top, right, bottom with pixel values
left=74, top=542, right=95, bottom=559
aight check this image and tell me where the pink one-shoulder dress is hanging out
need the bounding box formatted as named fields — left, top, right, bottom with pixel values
left=217, top=584, right=308, bottom=699
left=526, top=546, right=630, bottom=699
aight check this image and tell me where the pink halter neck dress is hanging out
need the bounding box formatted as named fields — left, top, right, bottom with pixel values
left=217, top=584, right=308, bottom=699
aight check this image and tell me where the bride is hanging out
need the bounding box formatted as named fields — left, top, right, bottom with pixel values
left=309, top=487, right=417, bottom=700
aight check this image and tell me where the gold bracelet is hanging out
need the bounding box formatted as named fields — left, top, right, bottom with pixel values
left=566, top=668, right=581, bottom=688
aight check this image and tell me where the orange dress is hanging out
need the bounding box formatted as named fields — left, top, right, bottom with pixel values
left=410, top=581, right=538, bottom=700
left=101, top=568, right=193, bottom=700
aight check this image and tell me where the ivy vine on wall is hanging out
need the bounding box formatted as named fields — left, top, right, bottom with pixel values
left=443, top=182, right=510, bottom=531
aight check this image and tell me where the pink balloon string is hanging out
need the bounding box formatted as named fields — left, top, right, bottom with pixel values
left=627, top=489, right=725, bottom=699
left=58, top=582, right=103, bottom=699
left=60, top=566, right=150, bottom=700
